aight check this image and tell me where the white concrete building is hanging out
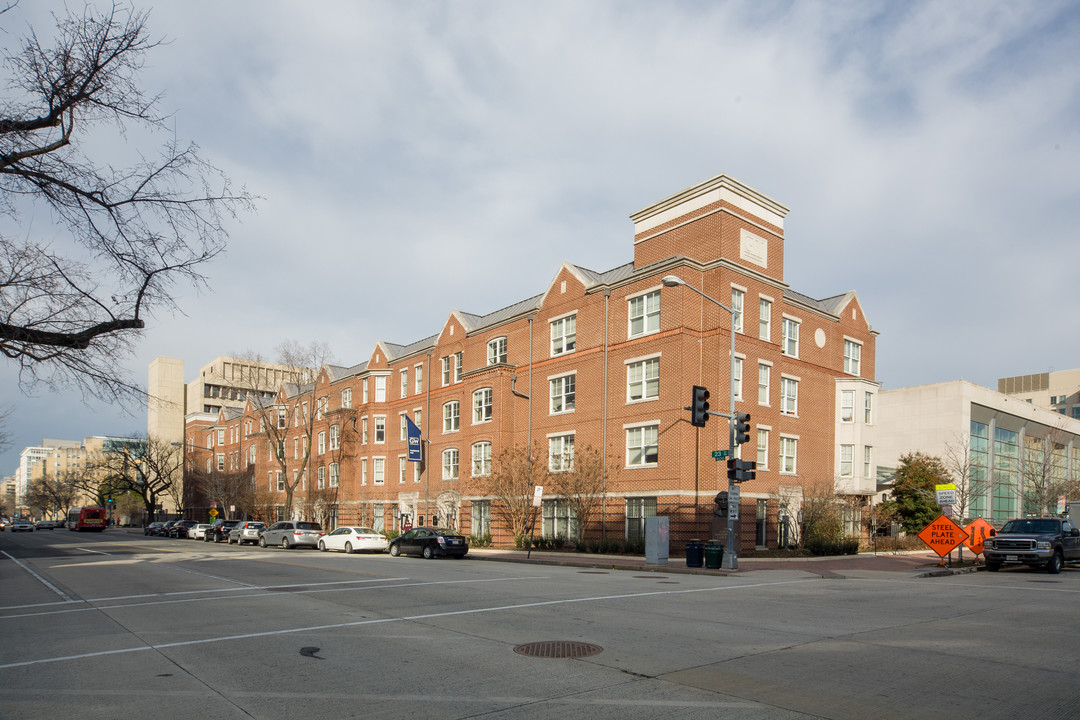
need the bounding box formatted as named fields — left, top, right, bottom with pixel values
left=877, top=381, right=1080, bottom=522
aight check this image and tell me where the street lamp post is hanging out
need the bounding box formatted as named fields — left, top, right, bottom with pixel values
left=663, top=275, right=739, bottom=570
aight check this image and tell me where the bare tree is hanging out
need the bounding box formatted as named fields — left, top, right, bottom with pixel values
left=942, top=433, right=991, bottom=525
left=86, top=435, right=179, bottom=523
left=547, top=444, right=605, bottom=544
left=25, top=467, right=78, bottom=518
left=240, top=340, right=332, bottom=520
left=190, top=466, right=254, bottom=521
left=1022, top=428, right=1078, bottom=516
left=472, top=442, right=547, bottom=544
left=0, top=4, right=254, bottom=401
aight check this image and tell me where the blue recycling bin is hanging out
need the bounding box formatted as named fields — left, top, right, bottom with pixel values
left=685, top=539, right=704, bottom=567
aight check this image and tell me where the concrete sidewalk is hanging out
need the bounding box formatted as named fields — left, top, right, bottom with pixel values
left=466, top=545, right=972, bottom=578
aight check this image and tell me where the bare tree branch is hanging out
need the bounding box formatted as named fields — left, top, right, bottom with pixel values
left=0, top=3, right=255, bottom=402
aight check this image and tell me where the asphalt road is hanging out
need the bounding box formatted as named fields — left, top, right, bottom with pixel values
left=2, top=528, right=1079, bottom=719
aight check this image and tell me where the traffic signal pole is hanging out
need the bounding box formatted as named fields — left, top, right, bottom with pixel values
left=664, top=275, right=739, bottom=570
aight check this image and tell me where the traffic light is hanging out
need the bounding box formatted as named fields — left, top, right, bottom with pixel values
left=733, top=412, right=751, bottom=445
left=690, top=385, right=710, bottom=427
left=726, top=458, right=757, bottom=483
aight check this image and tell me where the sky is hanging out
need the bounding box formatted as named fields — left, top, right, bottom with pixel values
left=3, top=0, right=1079, bottom=475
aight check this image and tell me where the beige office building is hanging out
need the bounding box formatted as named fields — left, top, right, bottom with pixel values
left=148, top=356, right=298, bottom=444
left=998, top=369, right=1080, bottom=420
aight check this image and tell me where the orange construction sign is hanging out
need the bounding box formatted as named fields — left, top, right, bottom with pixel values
left=917, top=514, right=969, bottom=558
left=963, top=518, right=994, bottom=555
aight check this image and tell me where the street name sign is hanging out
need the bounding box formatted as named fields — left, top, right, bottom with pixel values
left=711, top=450, right=729, bottom=460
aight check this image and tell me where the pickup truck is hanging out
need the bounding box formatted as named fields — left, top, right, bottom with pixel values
left=983, top=517, right=1080, bottom=573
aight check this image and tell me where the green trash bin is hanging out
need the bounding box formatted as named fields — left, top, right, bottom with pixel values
left=704, top=541, right=724, bottom=569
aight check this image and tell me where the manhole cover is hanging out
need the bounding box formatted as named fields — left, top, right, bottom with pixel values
left=577, top=571, right=609, bottom=574
left=514, top=641, right=603, bottom=659
left=633, top=575, right=668, bottom=579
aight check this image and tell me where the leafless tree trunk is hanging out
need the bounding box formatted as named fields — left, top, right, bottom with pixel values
left=472, top=442, right=547, bottom=544
left=240, top=341, right=332, bottom=520
left=547, top=445, right=606, bottom=544
left=0, top=4, right=254, bottom=401
left=1022, top=427, right=1078, bottom=516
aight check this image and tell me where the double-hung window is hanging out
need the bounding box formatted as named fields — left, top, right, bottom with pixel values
left=626, top=423, right=659, bottom=467
left=731, top=287, right=744, bottom=333
left=780, top=377, right=799, bottom=416
left=628, top=290, right=660, bottom=338
left=329, top=462, right=339, bottom=487
left=844, top=339, right=862, bottom=376
left=627, top=356, right=659, bottom=402
left=840, top=390, right=854, bottom=423
left=551, top=314, right=577, bottom=356
left=374, top=376, right=387, bottom=402
left=840, top=444, right=854, bottom=477
left=414, top=363, right=423, bottom=394
left=317, top=431, right=326, bottom=455
left=374, top=416, right=385, bottom=443
left=341, top=388, right=352, bottom=409
left=443, top=401, right=460, bottom=432
left=472, top=442, right=492, bottom=477
left=780, top=436, right=798, bottom=474
left=400, top=370, right=408, bottom=398
left=329, top=424, right=339, bottom=450
left=487, top=337, right=507, bottom=365
left=782, top=317, right=800, bottom=357
left=758, top=363, right=771, bottom=405
left=441, top=357, right=451, bottom=386
left=442, top=448, right=459, bottom=480
left=759, top=297, right=772, bottom=341
left=548, top=433, right=575, bottom=472
left=756, top=428, right=769, bottom=468
left=550, top=373, right=576, bottom=413
left=473, top=388, right=493, bottom=423
left=864, top=393, right=874, bottom=424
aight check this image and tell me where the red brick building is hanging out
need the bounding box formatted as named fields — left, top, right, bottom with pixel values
left=186, top=174, right=878, bottom=551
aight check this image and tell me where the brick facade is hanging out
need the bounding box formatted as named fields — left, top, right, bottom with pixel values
left=186, top=174, right=878, bottom=552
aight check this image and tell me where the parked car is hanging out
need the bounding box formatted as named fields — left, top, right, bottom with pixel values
left=205, top=519, right=241, bottom=543
left=144, top=521, right=167, bottom=536
left=259, top=521, right=324, bottom=549
left=9, top=519, right=35, bottom=532
left=318, top=526, right=389, bottom=554
left=984, top=517, right=1080, bottom=573
left=189, top=523, right=212, bottom=541
left=388, top=527, right=469, bottom=559
left=161, top=520, right=182, bottom=537
left=169, top=520, right=199, bottom=538
left=35, top=519, right=62, bottom=529
left=228, top=521, right=266, bottom=546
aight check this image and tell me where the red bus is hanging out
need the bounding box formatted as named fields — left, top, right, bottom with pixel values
left=67, top=507, right=107, bottom=532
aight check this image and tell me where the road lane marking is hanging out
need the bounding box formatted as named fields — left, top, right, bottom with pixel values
left=0, top=550, right=74, bottom=602
left=0, top=578, right=816, bottom=669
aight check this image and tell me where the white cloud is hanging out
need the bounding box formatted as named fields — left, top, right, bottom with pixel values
left=4, top=0, right=1080, bottom=471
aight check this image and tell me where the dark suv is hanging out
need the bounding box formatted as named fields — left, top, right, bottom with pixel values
left=984, top=517, right=1080, bottom=573
left=205, top=519, right=241, bottom=543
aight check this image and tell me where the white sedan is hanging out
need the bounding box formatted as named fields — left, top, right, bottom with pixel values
left=9, top=519, right=35, bottom=532
left=318, top=526, right=388, bottom=554
left=189, top=523, right=212, bottom=540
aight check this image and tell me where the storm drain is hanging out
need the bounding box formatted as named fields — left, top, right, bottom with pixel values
left=514, top=641, right=603, bottom=659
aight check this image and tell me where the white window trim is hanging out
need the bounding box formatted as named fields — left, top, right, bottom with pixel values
left=549, top=310, right=578, bottom=357
left=624, top=420, right=660, bottom=469
left=548, top=370, right=577, bottom=415
left=779, top=433, right=799, bottom=476
left=730, top=284, right=747, bottom=334
left=627, top=286, right=662, bottom=339
left=843, top=336, right=864, bottom=376
left=625, top=352, right=661, bottom=404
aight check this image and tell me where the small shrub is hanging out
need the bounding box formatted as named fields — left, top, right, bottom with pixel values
left=806, top=536, right=860, bottom=556
left=623, top=538, right=645, bottom=555
left=469, top=532, right=492, bottom=547
left=384, top=529, right=400, bottom=541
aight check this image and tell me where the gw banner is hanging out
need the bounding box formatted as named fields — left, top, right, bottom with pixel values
left=405, top=415, right=423, bottom=462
